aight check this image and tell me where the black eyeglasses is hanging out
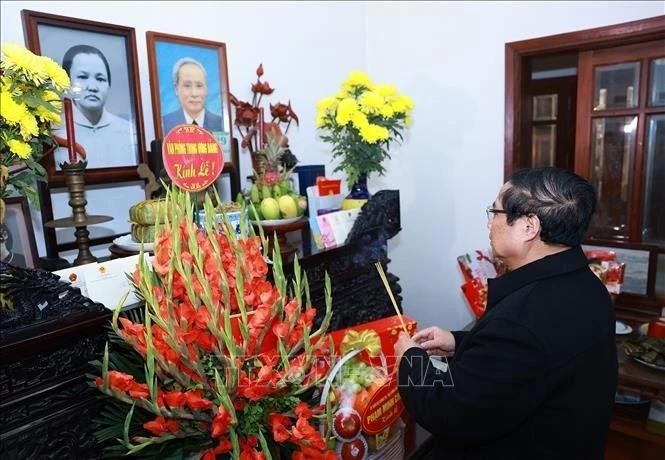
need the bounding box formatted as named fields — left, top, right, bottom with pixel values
left=486, top=206, right=507, bottom=221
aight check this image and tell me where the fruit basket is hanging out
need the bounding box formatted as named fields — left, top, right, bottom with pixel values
left=320, top=330, right=406, bottom=459
left=246, top=130, right=308, bottom=224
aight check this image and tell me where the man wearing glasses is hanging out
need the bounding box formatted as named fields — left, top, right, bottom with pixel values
left=395, top=167, right=617, bottom=459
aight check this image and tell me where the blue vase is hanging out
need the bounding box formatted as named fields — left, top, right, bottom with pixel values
left=342, top=173, right=371, bottom=210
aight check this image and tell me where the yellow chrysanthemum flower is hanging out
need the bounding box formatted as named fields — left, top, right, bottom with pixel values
left=405, top=115, right=413, bottom=128
left=359, top=123, right=390, bottom=144
left=358, top=91, right=384, bottom=115
left=375, top=84, right=397, bottom=98
left=335, top=98, right=358, bottom=126
left=7, top=139, right=33, bottom=159
left=42, top=55, right=70, bottom=91
left=351, top=111, right=369, bottom=130
left=344, top=70, right=372, bottom=88
left=335, top=88, right=350, bottom=100
left=42, top=90, right=63, bottom=110
left=36, top=105, right=61, bottom=123
left=1, top=42, right=48, bottom=84
left=0, top=90, right=27, bottom=124
left=315, top=113, right=326, bottom=128
left=316, top=97, right=338, bottom=117
left=378, top=104, right=395, bottom=118
left=19, top=112, right=40, bottom=140
left=390, top=95, right=415, bottom=114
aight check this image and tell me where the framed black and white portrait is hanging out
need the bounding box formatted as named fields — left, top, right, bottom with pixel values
left=1, top=197, right=39, bottom=269
left=21, top=9, right=147, bottom=185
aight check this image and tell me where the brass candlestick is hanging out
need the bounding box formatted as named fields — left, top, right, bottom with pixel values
left=44, top=160, right=113, bottom=266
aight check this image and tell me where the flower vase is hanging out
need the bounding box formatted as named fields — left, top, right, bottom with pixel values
left=341, top=174, right=371, bottom=210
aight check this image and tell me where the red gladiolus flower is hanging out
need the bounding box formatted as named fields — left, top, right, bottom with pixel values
left=239, top=447, right=265, bottom=460
left=195, top=331, right=217, bottom=352
left=194, top=306, right=211, bottom=329
left=143, top=416, right=180, bottom=436
left=294, top=402, right=313, bottom=420
left=258, top=351, right=280, bottom=367
left=107, top=370, right=134, bottom=392
left=299, top=309, right=316, bottom=328
left=163, top=390, right=187, bottom=409
left=131, top=268, right=141, bottom=285
left=118, top=317, right=144, bottom=337
left=291, top=417, right=327, bottom=451
left=181, top=251, right=194, bottom=267
left=214, top=438, right=233, bottom=454
left=268, top=413, right=291, bottom=442
left=211, top=406, right=233, bottom=438
left=287, top=325, right=303, bottom=348
left=128, top=382, right=150, bottom=399
left=185, top=390, right=213, bottom=410
left=284, top=299, right=300, bottom=319
left=293, top=445, right=337, bottom=460
left=272, top=321, right=290, bottom=339
left=249, top=306, right=272, bottom=340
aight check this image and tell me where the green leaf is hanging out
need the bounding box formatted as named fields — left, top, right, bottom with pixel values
left=122, top=402, right=136, bottom=447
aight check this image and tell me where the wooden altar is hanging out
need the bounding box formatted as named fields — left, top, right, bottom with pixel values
left=0, top=190, right=404, bottom=458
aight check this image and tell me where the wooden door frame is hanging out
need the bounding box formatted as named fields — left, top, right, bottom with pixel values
left=504, top=15, right=665, bottom=180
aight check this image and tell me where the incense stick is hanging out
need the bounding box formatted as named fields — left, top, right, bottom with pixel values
left=375, top=262, right=409, bottom=334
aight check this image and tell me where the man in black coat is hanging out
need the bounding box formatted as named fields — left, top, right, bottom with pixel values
left=396, top=167, right=617, bottom=459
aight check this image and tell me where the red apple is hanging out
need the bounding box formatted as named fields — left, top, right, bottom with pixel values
left=337, top=434, right=368, bottom=460
left=332, top=408, right=361, bottom=441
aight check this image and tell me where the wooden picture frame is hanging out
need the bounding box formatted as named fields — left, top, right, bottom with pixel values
left=1, top=197, right=39, bottom=269
left=146, top=31, right=235, bottom=174
left=21, top=9, right=147, bottom=186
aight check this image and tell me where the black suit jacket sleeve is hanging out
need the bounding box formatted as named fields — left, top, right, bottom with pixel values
left=451, top=330, right=467, bottom=349
left=398, top=318, right=547, bottom=443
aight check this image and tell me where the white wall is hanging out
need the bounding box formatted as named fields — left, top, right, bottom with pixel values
left=2, top=1, right=663, bottom=323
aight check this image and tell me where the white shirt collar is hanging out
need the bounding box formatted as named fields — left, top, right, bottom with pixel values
left=183, top=109, right=205, bottom=126
left=73, top=104, right=113, bottom=129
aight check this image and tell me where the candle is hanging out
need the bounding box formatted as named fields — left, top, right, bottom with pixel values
left=63, top=97, right=77, bottom=163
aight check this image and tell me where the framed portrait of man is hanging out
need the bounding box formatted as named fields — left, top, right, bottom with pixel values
left=146, top=31, right=234, bottom=172
left=21, top=10, right=147, bottom=186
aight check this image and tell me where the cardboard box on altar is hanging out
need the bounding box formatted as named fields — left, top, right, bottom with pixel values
left=325, top=315, right=417, bottom=456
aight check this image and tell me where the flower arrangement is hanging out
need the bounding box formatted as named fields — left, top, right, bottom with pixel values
left=315, top=71, right=414, bottom=186
left=230, top=63, right=299, bottom=177
left=93, top=186, right=336, bottom=459
left=230, top=64, right=307, bottom=223
left=0, top=43, right=70, bottom=219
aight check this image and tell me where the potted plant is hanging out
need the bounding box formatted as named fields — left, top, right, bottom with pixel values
left=315, top=71, right=414, bottom=209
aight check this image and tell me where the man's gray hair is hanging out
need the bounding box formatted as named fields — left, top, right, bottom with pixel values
left=172, top=57, right=207, bottom=85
